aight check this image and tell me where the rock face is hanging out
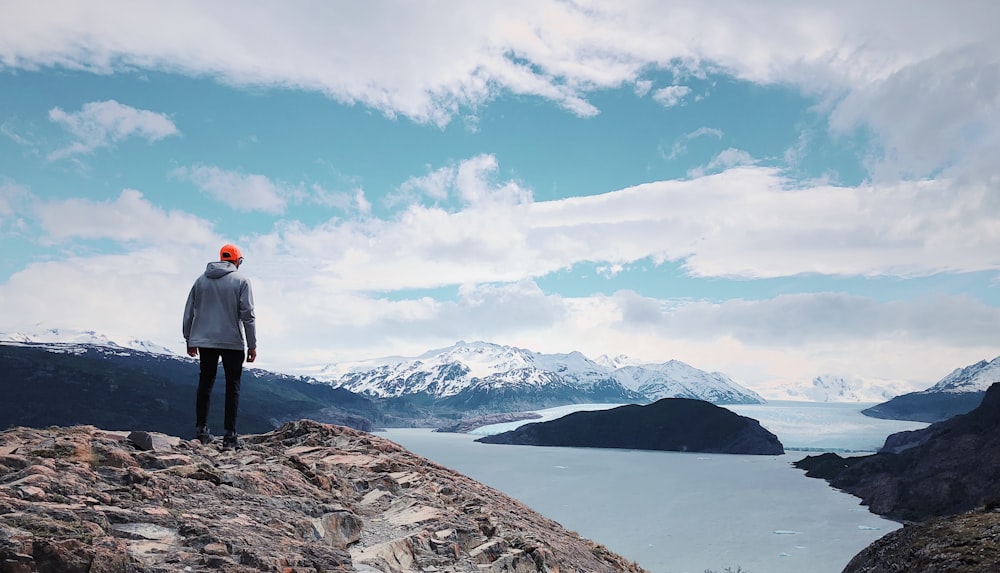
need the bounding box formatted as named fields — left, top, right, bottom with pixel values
left=796, top=382, right=1000, bottom=523
left=841, top=509, right=1000, bottom=573
left=0, top=420, right=646, bottom=572
left=475, top=398, right=784, bottom=455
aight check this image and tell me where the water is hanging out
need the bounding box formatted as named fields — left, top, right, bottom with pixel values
left=379, top=402, right=930, bottom=573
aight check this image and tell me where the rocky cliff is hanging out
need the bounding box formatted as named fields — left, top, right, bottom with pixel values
left=0, top=420, right=646, bottom=572
left=796, top=382, right=1000, bottom=524
left=794, top=382, right=1000, bottom=572
left=840, top=508, right=1000, bottom=573
left=475, top=398, right=784, bottom=455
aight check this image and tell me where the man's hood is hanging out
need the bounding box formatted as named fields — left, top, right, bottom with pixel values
left=204, top=261, right=237, bottom=279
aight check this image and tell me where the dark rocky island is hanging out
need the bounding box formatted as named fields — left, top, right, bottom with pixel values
left=0, top=420, right=647, bottom=572
left=475, top=398, right=784, bottom=455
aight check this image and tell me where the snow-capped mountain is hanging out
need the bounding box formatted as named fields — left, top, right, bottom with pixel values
left=861, top=356, right=1000, bottom=423
left=322, top=341, right=622, bottom=397
left=921, top=357, right=1000, bottom=393
left=0, top=327, right=177, bottom=356
left=772, top=374, right=909, bottom=403
left=612, top=359, right=764, bottom=404
left=594, top=354, right=639, bottom=369
left=319, top=341, right=765, bottom=406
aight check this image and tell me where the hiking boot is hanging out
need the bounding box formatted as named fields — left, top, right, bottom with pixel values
left=222, top=432, right=243, bottom=450
left=194, top=426, right=213, bottom=445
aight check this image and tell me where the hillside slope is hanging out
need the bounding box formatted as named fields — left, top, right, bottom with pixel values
left=0, top=343, right=378, bottom=436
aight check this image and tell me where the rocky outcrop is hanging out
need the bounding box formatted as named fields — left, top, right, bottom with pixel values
left=796, top=382, right=1000, bottom=523
left=842, top=508, right=1000, bottom=573
left=0, top=420, right=646, bottom=572
left=475, top=398, right=784, bottom=455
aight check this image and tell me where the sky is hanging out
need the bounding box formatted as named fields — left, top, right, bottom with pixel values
left=1, top=1, right=999, bottom=397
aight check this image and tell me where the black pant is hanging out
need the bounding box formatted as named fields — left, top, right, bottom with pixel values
left=195, top=348, right=245, bottom=434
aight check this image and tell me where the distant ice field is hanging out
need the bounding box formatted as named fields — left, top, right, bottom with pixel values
left=728, top=400, right=930, bottom=452
left=382, top=401, right=932, bottom=573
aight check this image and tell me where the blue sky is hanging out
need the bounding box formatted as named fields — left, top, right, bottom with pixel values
left=2, top=1, right=999, bottom=396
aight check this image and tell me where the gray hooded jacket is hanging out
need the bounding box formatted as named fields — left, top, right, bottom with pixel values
left=183, top=261, right=257, bottom=351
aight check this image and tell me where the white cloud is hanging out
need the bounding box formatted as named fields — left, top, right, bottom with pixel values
left=4, top=162, right=1000, bottom=389
left=34, top=188, right=218, bottom=246
left=200, top=160, right=1000, bottom=298
left=392, top=165, right=456, bottom=205
left=453, top=154, right=532, bottom=206
left=651, top=85, right=691, bottom=108
left=687, top=148, right=756, bottom=177
left=1, top=123, right=32, bottom=147
left=47, top=100, right=178, bottom=160
left=254, top=278, right=1000, bottom=391
left=664, top=126, right=724, bottom=160
left=0, top=180, right=33, bottom=234
left=307, top=183, right=354, bottom=211
left=0, top=181, right=23, bottom=218
left=354, top=189, right=372, bottom=217
left=830, top=44, right=1000, bottom=180
left=172, top=165, right=289, bottom=214
left=3, top=2, right=1000, bottom=393
left=1, top=244, right=995, bottom=391
left=687, top=127, right=724, bottom=140
left=3, top=2, right=996, bottom=177
left=0, top=252, right=205, bottom=352
left=389, top=154, right=532, bottom=209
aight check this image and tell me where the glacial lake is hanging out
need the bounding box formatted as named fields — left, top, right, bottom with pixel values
left=380, top=401, right=929, bottom=573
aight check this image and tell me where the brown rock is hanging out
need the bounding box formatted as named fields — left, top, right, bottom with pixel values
left=0, top=420, right=647, bottom=572
left=842, top=509, right=1000, bottom=573
left=203, top=542, right=229, bottom=556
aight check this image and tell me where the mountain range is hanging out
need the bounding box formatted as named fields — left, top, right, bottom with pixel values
left=7, top=327, right=998, bottom=426
left=861, top=356, right=1000, bottom=422
left=0, top=340, right=380, bottom=437
left=0, top=327, right=176, bottom=355
left=315, top=340, right=766, bottom=408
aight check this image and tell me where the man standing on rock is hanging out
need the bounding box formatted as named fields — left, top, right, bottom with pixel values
left=183, top=243, right=257, bottom=449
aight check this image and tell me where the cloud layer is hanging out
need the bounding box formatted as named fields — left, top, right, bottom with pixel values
left=2, top=2, right=999, bottom=394
left=3, top=1, right=998, bottom=176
